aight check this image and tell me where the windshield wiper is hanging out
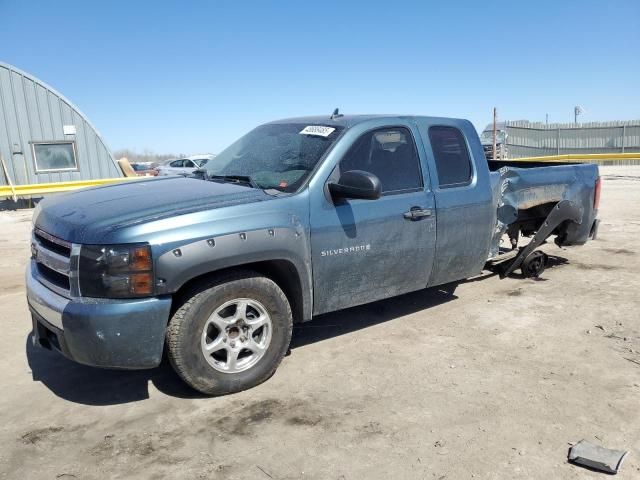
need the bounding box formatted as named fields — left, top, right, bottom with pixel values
left=208, top=174, right=258, bottom=189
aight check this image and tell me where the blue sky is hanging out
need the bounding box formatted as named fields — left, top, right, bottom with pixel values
left=1, top=0, right=638, bottom=154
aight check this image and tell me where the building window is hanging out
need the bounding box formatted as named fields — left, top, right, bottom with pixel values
left=428, top=126, right=473, bottom=188
left=32, top=142, right=78, bottom=172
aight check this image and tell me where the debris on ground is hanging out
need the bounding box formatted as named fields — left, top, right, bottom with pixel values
left=568, top=439, right=628, bottom=474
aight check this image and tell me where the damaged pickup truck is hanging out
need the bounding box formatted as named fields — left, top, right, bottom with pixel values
left=27, top=114, right=600, bottom=395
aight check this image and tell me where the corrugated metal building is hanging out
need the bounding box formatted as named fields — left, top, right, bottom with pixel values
left=481, top=120, right=640, bottom=158
left=0, top=61, right=121, bottom=188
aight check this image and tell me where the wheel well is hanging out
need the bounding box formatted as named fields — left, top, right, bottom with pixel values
left=507, top=201, right=577, bottom=249
left=513, top=202, right=556, bottom=236
left=171, top=260, right=305, bottom=323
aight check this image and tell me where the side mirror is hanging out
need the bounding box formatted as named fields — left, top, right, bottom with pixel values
left=328, top=170, right=381, bottom=200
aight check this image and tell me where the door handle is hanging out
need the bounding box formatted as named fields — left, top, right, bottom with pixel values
left=403, top=207, right=432, bottom=220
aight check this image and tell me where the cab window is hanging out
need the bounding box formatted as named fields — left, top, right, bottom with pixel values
left=428, top=126, right=473, bottom=188
left=339, top=127, right=422, bottom=194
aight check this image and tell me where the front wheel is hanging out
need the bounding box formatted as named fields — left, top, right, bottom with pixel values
left=166, top=271, right=292, bottom=395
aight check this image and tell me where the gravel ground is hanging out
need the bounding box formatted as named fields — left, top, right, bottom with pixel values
left=0, top=165, right=639, bottom=479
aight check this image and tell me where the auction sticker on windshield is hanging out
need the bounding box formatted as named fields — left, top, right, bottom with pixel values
left=300, top=125, right=336, bottom=137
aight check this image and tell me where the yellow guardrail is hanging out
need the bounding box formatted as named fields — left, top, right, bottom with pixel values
left=3, top=151, right=640, bottom=200
left=509, top=152, right=640, bottom=163
left=0, top=177, right=141, bottom=199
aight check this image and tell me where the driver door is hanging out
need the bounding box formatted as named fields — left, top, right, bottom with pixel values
left=182, top=159, right=197, bottom=175
left=310, top=125, right=437, bottom=314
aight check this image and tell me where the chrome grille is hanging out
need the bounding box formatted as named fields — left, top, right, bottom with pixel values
left=32, top=228, right=72, bottom=298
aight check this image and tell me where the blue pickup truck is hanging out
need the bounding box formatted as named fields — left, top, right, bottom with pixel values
left=27, top=114, right=600, bottom=395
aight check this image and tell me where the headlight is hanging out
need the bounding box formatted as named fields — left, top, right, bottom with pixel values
left=79, top=244, right=154, bottom=298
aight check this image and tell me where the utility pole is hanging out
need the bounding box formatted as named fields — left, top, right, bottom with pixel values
left=492, top=107, right=497, bottom=161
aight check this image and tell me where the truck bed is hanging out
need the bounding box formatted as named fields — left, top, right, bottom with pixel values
left=487, top=159, right=582, bottom=171
left=486, top=160, right=599, bottom=260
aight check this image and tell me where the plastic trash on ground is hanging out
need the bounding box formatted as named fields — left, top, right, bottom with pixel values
left=568, top=439, right=628, bottom=474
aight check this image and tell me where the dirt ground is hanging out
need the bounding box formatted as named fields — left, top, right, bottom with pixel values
left=1, top=166, right=639, bottom=480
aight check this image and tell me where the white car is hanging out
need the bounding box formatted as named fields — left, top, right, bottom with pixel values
left=156, top=154, right=215, bottom=176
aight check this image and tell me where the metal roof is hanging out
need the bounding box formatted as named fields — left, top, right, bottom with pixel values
left=0, top=61, right=122, bottom=186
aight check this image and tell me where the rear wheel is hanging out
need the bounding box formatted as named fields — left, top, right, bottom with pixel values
left=166, top=271, right=292, bottom=395
left=521, top=250, right=548, bottom=278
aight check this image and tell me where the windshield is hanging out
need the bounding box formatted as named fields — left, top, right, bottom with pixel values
left=193, top=158, right=210, bottom=167
left=480, top=129, right=506, bottom=144
left=204, top=123, right=344, bottom=192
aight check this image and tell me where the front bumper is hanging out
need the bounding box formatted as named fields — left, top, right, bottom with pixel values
left=26, top=262, right=172, bottom=369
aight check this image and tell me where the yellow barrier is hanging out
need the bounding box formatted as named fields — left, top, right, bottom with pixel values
left=509, top=152, right=640, bottom=163
left=0, top=177, right=142, bottom=199
left=4, top=152, right=640, bottom=199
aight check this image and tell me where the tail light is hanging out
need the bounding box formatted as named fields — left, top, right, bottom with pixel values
left=594, top=176, right=601, bottom=210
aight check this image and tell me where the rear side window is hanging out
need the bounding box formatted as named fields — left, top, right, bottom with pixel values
left=340, top=127, right=422, bottom=194
left=170, top=160, right=184, bottom=167
left=428, top=126, right=473, bottom=188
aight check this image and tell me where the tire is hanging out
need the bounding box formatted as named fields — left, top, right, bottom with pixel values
left=520, top=250, right=548, bottom=278
left=166, top=270, right=292, bottom=395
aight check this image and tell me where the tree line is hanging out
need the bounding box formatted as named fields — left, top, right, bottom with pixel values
left=113, top=149, right=189, bottom=165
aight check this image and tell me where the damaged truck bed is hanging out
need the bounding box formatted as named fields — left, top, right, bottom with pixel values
left=487, top=160, right=600, bottom=277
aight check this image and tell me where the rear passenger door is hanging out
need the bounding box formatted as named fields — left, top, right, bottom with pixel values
left=415, top=120, right=494, bottom=286
left=310, top=124, right=437, bottom=314
left=164, top=159, right=184, bottom=175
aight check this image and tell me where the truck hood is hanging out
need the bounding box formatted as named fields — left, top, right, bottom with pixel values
left=34, top=176, right=273, bottom=244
